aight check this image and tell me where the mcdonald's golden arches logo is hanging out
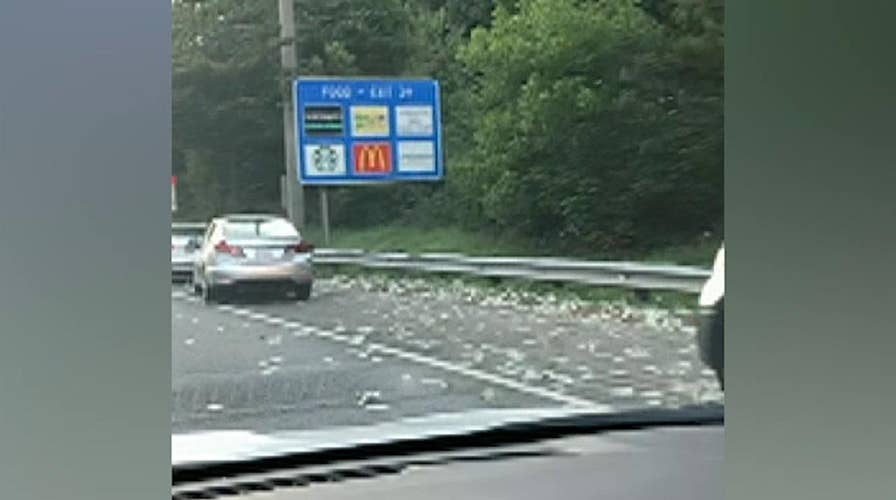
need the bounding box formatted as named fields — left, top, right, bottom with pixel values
left=352, top=143, right=393, bottom=174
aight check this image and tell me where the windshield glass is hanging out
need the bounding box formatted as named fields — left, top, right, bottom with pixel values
left=172, top=229, right=202, bottom=239
left=223, top=219, right=299, bottom=240
left=172, top=0, right=723, bottom=449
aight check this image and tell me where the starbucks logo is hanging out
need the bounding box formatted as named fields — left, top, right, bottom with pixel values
left=311, top=146, right=339, bottom=172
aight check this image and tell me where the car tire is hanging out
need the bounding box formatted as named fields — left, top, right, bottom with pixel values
left=294, top=283, right=312, bottom=301
left=202, top=281, right=219, bottom=304
left=698, top=299, right=724, bottom=389
left=219, top=285, right=233, bottom=304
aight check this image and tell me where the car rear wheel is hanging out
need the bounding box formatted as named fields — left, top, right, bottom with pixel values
left=294, top=283, right=312, bottom=301
left=202, top=281, right=221, bottom=304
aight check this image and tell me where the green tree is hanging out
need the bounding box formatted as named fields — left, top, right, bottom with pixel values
left=173, top=0, right=283, bottom=219
left=454, top=0, right=722, bottom=252
left=172, top=0, right=416, bottom=222
left=172, top=0, right=723, bottom=256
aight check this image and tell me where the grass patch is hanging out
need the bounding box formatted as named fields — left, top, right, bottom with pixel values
left=302, top=225, right=536, bottom=257
left=304, top=224, right=721, bottom=267
left=640, top=238, right=722, bottom=266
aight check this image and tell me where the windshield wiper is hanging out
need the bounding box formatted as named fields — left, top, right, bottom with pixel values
left=173, top=403, right=722, bottom=485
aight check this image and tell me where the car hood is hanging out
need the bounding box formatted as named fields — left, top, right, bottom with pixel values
left=172, top=407, right=600, bottom=467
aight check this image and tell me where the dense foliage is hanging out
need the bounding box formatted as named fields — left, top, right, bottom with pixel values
left=173, top=0, right=722, bottom=255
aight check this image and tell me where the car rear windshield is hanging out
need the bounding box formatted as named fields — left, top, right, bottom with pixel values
left=172, top=228, right=203, bottom=237
left=224, top=219, right=298, bottom=239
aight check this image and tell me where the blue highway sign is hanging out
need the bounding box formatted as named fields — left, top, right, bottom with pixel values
left=294, top=78, right=443, bottom=185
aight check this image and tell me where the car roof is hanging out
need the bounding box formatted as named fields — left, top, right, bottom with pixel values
left=172, top=222, right=207, bottom=230
left=217, top=213, right=285, bottom=222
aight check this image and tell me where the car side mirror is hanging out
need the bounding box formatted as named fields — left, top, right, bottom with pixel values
left=186, top=238, right=200, bottom=250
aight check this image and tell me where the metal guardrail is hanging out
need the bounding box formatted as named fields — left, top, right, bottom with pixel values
left=170, top=223, right=710, bottom=294
left=312, top=248, right=711, bottom=294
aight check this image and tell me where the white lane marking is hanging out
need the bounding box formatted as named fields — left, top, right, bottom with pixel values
left=315, top=330, right=336, bottom=340
left=420, top=377, right=448, bottom=389
left=329, top=333, right=352, bottom=343
left=173, top=402, right=315, bottom=421
left=171, top=295, right=611, bottom=410
left=610, top=387, right=635, bottom=398
left=364, top=403, right=390, bottom=412
left=264, top=316, right=286, bottom=326
left=368, top=342, right=603, bottom=408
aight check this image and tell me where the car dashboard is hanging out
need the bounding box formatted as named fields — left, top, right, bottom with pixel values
left=172, top=424, right=722, bottom=500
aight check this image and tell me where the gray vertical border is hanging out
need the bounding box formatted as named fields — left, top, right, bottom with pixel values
left=0, top=1, right=170, bottom=499
left=728, top=1, right=896, bottom=499
left=1, top=0, right=894, bottom=498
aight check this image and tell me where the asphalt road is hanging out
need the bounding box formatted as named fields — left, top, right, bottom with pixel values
left=172, top=275, right=722, bottom=434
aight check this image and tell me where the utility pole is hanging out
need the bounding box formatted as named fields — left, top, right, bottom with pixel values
left=278, top=0, right=304, bottom=227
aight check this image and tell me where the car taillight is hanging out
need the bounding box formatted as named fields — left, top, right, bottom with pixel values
left=214, top=240, right=244, bottom=257
left=293, top=240, right=315, bottom=253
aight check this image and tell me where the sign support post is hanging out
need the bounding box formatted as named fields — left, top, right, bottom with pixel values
left=320, top=188, right=331, bottom=245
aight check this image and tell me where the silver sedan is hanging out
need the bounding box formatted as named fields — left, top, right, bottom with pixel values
left=192, top=214, right=314, bottom=303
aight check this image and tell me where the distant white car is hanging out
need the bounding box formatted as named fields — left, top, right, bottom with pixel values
left=192, top=214, right=314, bottom=303
left=698, top=245, right=724, bottom=388
left=171, top=223, right=206, bottom=283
